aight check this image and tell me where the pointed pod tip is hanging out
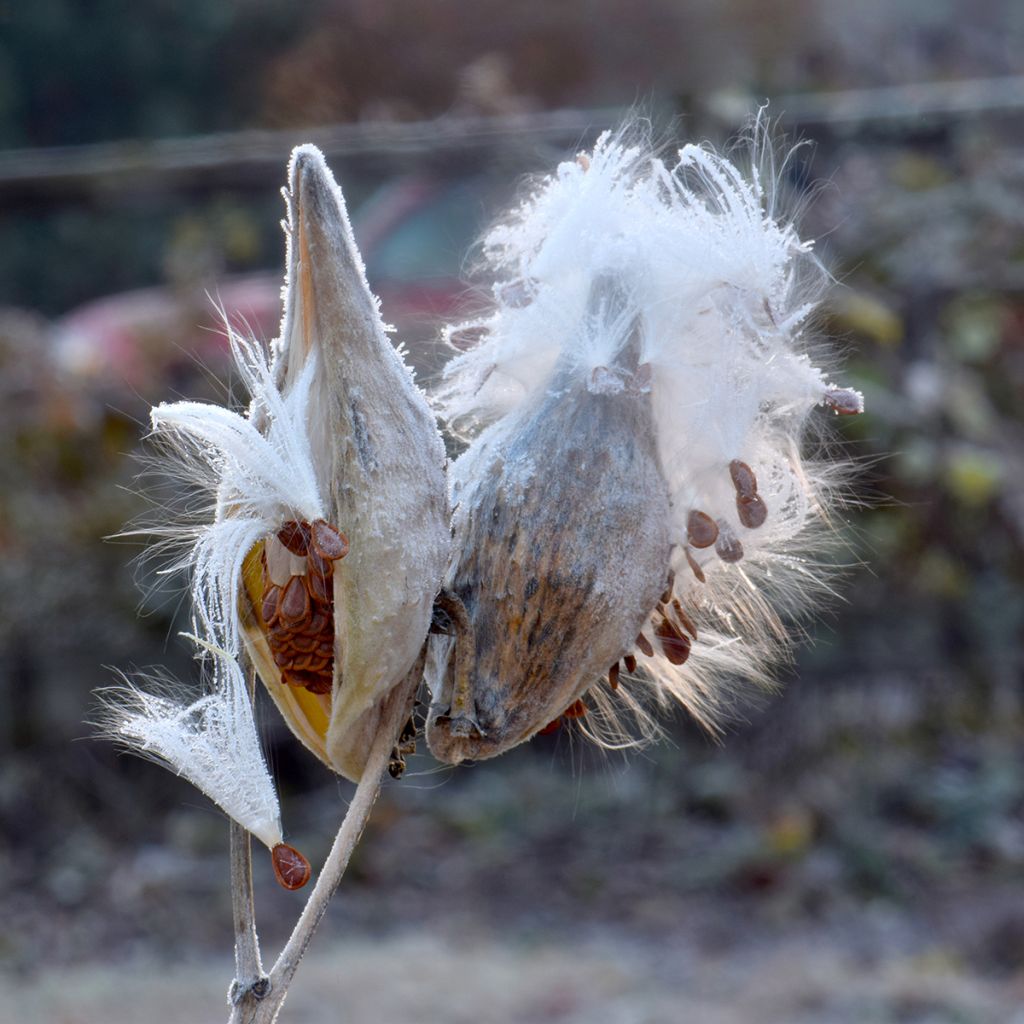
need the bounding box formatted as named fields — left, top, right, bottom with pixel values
left=271, top=842, right=312, bottom=890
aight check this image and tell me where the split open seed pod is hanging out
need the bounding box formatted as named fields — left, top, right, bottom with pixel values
left=238, top=146, right=450, bottom=781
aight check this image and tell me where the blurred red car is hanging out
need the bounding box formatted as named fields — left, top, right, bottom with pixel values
left=53, top=174, right=499, bottom=405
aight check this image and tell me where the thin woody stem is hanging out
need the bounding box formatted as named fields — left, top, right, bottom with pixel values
left=228, top=820, right=266, bottom=1003
left=227, top=667, right=418, bottom=1024
left=228, top=669, right=267, bottom=1007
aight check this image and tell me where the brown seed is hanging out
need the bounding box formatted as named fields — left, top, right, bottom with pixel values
left=563, top=699, right=587, bottom=719
left=655, top=616, right=691, bottom=666
left=273, top=649, right=292, bottom=668
left=316, top=640, right=334, bottom=658
left=271, top=843, right=311, bottom=891
left=286, top=669, right=332, bottom=694
left=261, top=585, right=281, bottom=626
left=737, top=493, right=768, bottom=529
left=636, top=632, right=654, bottom=657
left=608, top=662, right=620, bottom=690
left=277, top=520, right=312, bottom=556
left=311, top=520, right=349, bottom=561
left=823, top=387, right=863, bottom=415
left=671, top=599, right=698, bottom=640
left=289, top=634, right=316, bottom=654
left=538, top=718, right=562, bottom=735
left=305, top=567, right=331, bottom=604
left=308, top=549, right=333, bottom=580
left=279, top=575, right=311, bottom=625
left=685, top=548, right=706, bottom=583
left=687, top=510, right=719, bottom=549
left=660, top=569, right=675, bottom=606
left=715, top=522, right=744, bottom=563
left=306, top=612, right=330, bottom=637
left=728, top=459, right=758, bottom=499
left=623, top=654, right=638, bottom=673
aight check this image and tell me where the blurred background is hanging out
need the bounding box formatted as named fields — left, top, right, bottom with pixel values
left=3, top=2, right=1024, bottom=1022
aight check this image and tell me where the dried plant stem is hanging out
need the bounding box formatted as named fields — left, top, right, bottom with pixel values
left=227, top=670, right=418, bottom=1024
left=228, top=820, right=266, bottom=1004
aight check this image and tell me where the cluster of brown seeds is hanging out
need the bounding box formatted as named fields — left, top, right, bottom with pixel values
left=684, top=458, right=769, bottom=573
left=602, top=573, right=699, bottom=698
left=260, top=519, right=349, bottom=695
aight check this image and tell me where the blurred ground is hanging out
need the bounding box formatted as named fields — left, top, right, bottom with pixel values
left=9, top=927, right=1024, bottom=1024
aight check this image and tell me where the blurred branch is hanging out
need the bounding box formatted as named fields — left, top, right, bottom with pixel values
left=0, top=108, right=621, bottom=207
left=706, top=75, right=1024, bottom=130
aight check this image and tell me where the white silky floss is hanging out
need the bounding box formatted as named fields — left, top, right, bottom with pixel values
left=438, top=126, right=862, bottom=731
left=102, top=641, right=283, bottom=850
left=150, top=329, right=326, bottom=655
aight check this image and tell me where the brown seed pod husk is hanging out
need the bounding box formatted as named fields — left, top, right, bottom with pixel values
left=425, top=284, right=671, bottom=765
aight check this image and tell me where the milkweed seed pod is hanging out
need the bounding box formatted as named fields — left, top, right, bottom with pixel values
left=147, top=146, right=450, bottom=781
left=426, top=123, right=863, bottom=762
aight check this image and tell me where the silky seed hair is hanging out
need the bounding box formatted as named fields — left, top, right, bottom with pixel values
left=97, top=639, right=283, bottom=850
left=436, top=117, right=863, bottom=745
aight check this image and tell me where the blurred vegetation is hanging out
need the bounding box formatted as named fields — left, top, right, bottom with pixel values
left=0, top=1, right=1023, bottom=1004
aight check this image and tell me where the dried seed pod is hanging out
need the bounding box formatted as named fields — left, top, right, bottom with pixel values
left=714, top=522, right=744, bottom=563
left=271, top=843, right=311, bottom=890
left=425, top=282, right=671, bottom=765
left=687, top=510, right=719, bottom=549
left=737, top=493, right=768, bottom=529
left=238, top=147, right=449, bottom=783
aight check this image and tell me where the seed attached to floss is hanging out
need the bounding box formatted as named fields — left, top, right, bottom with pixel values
left=563, top=699, right=588, bottom=719
left=728, top=459, right=758, bottom=498
left=715, top=521, right=744, bottom=563
left=655, top=616, right=691, bottom=666
left=685, top=548, right=706, bottom=583
left=271, top=842, right=312, bottom=891
left=823, top=387, right=864, bottom=416
left=636, top=632, right=654, bottom=658
left=623, top=654, right=638, bottom=674
left=277, top=520, right=312, bottom=556
left=737, top=494, right=768, bottom=529
left=671, top=599, right=698, bottom=641
left=608, top=661, right=620, bottom=690
left=687, top=510, right=719, bottom=549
